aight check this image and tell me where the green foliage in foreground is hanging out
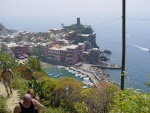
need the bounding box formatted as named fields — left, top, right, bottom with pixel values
left=41, top=107, right=67, bottom=113
left=0, top=51, right=15, bottom=69
left=0, top=97, right=11, bottom=113
left=27, top=57, right=43, bottom=72
left=144, top=76, right=150, bottom=88
left=12, top=67, right=150, bottom=113
left=3, top=55, right=150, bottom=113
left=111, top=88, right=150, bottom=113
left=12, top=72, right=28, bottom=97
left=28, top=79, right=46, bottom=99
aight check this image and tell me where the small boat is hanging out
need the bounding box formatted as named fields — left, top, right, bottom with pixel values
left=75, top=74, right=80, bottom=77
left=49, top=72, right=56, bottom=76
left=53, top=73, right=62, bottom=78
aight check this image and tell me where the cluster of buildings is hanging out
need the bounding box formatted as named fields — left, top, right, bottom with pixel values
left=0, top=19, right=100, bottom=65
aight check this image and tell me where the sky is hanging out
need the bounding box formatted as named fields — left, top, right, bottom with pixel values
left=0, top=0, right=150, bottom=31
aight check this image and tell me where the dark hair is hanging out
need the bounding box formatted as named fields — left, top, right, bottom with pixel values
left=3, top=66, right=8, bottom=69
left=27, top=89, right=36, bottom=99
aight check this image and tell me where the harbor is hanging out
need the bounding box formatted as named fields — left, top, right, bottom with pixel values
left=43, top=64, right=83, bottom=82
left=43, top=65, right=94, bottom=88
left=42, top=62, right=114, bottom=88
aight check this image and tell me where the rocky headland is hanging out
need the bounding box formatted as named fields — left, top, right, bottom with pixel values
left=0, top=23, right=17, bottom=35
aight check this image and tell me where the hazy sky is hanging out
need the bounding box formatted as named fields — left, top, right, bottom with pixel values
left=0, top=0, right=149, bottom=31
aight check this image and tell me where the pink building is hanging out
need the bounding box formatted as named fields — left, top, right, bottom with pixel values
left=77, top=43, right=85, bottom=61
left=48, top=43, right=85, bottom=65
left=64, top=45, right=78, bottom=65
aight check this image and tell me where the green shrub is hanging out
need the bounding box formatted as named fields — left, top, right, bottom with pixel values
left=12, top=72, right=28, bottom=97
left=41, top=107, right=66, bottom=113
left=73, top=102, right=86, bottom=113
left=111, top=88, right=150, bottom=113
left=0, top=97, right=11, bottom=113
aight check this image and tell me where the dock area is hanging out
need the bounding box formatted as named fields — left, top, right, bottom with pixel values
left=42, top=61, right=117, bottom=88
left=92, top=64, right=121, bottom=69
left=69, top=63, right=111, bottom=88
left=92, top=61, right=121, bottom=69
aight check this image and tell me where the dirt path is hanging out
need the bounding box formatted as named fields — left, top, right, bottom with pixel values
left=0, top=82, right=20, bottom=113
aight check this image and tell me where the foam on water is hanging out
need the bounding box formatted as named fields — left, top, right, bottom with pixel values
left=132, top=45, right=149, bottom=52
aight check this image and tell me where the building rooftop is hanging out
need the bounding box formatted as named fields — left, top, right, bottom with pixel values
left=40, top=43, right=47, bottom=46
left=67, top=45, right=78, bottom=49
left=52, top=44, right=63, bottom=48
left=60, top=46, right=67, bottom=51
left=49, top=28, right=64, bottom=31
left=49, top=46, right=61, bottom=51
left=78, top=43, right=84, bottom=45
left=79, top=34, right=90, bottom=37
left=57, top=39, right=69, bottom=44
left=7, top=42, right=17, bottom=47
left=10, top=35, right=15, bottom=38
left=91, top=48, right=99, bottom=51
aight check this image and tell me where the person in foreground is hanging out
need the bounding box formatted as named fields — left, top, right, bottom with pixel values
left=27, top=89, right=40, bottom=113
left=14, top=94, right=44, bottom=113
left=0, top=66, right=14, bottom=96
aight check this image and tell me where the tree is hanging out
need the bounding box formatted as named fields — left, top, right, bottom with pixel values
left=32, top=71, right=46, bottom=80
left=52, top=77, right=83, bottom=110
left=26, top=57, right=43, bottom=72
left=0, top=50, right=15, bottom=69
left=111, top=88, right=150, bottom=113
left=28, top=79, right=46, bottom=99
left=144, top=76, right=150, bottom=87
left=81, top=82, right=118, bottom=113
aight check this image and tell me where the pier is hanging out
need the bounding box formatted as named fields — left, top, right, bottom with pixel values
left=92, top=61, right=121, bottom=69
left=70, top=66, right=100, bottom=87
left=92, top=64, right=121, bottom=69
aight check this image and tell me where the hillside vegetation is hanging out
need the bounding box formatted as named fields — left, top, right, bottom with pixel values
left=0, top=51, right=150, bottom=113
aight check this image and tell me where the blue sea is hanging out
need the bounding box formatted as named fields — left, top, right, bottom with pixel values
left=94, top=19, right=150, bottom=92
left=4, top=17, right=150, bottom=92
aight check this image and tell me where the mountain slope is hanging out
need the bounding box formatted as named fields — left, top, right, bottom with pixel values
left=0, top=23, right=17, bottom=35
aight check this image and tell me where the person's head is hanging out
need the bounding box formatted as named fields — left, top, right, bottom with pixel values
left=27, top=89, right=36, bottom=99
left=23, top=94, right=32, bottom=106
left=3, top=66, right=8, bottom=71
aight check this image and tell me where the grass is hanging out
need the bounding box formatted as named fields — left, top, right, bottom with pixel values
left=0, top=97, right=11, bottom=113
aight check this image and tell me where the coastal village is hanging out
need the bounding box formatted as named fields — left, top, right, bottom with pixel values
left=0, top=18, right=120, bottom=88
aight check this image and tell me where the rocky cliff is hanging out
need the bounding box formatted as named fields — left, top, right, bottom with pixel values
left=0, top=23, right=17, bottom=35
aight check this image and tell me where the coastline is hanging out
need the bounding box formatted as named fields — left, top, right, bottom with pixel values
left=40, top=61, right=114, bottom=87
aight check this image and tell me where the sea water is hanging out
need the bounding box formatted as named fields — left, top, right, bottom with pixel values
left=43, top=65, right=83, bottom=82
left=95, top=19, right=150, bottom=92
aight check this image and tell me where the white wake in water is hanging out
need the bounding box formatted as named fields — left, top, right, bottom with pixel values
left=132, top=45, right=149, bottom=52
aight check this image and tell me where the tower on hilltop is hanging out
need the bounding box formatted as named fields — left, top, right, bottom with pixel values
left=77, top=18, right=80, bottom=26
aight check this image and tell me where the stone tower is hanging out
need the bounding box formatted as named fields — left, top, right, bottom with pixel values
left=77, top=18, right=80, bottom=26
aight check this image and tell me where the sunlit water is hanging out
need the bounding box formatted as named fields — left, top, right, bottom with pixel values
left=95, top=19, right=150, bottom=92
